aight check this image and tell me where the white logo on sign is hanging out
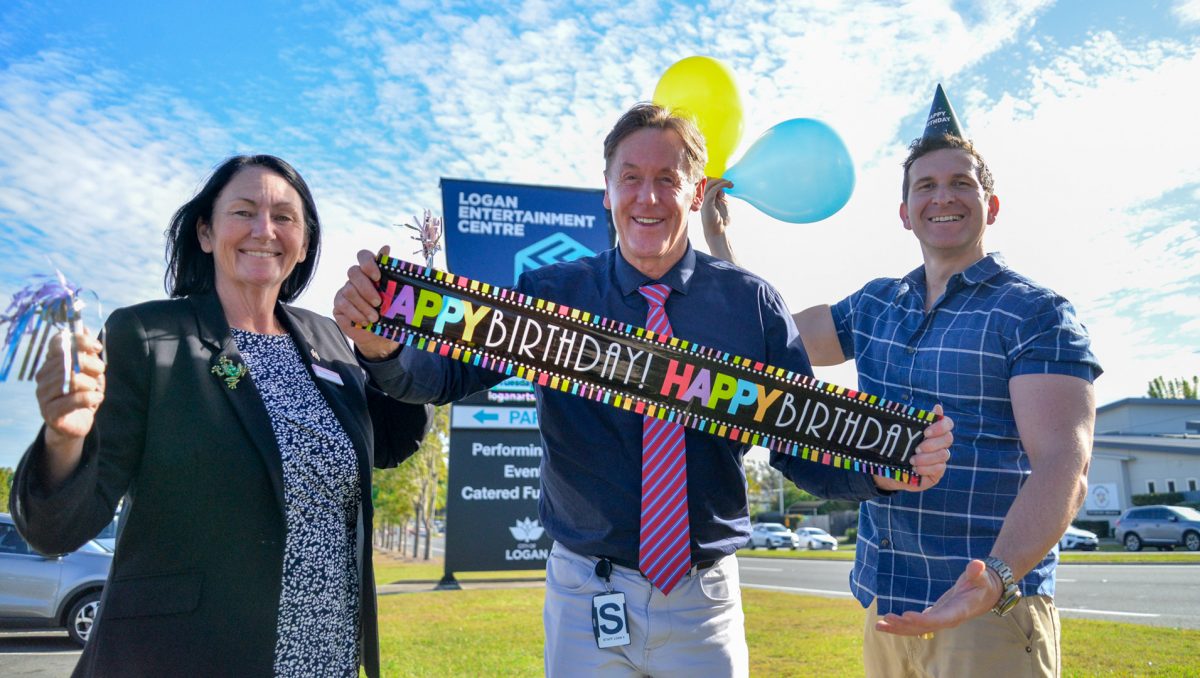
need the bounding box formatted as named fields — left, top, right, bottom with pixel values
left=509, top=517, right=545, bottom=542
left=1085, top=482, right=1121, bottom=513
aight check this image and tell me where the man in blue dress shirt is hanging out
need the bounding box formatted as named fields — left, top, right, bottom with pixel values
left=335, top=102, right=953, bottom=676
left=704, top=88, right=1100, bottom=676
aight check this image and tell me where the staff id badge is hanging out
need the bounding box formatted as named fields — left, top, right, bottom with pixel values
left=591, top=592, right=630, bottom=648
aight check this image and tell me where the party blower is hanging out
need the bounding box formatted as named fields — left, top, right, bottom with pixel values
left=0, top=271, right=99, bottom=394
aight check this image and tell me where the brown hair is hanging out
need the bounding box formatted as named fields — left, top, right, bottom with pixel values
left=603, top=102, right=707, bottom=181
left=165, top=155, right=321, bottom=302
left=901, top=134, right=994, bottom=201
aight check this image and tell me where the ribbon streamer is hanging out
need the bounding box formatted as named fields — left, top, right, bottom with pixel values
left=0, top=272, right=96, bottom=387
left=404, top=209, right=443, bottom=268
left=364, top=257, right=936, bottom=484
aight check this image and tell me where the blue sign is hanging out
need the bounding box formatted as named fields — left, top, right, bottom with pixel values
left=440, top=178, right=615, bottom=288
left=439, top=178, right=612, bottom=580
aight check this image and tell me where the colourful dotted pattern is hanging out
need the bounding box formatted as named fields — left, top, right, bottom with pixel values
left=366, top=258, right=933, bottom=485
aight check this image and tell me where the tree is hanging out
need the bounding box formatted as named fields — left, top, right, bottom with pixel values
left=0, top=467, right=12, bottom=511
left=1147, top=376, right=1199, bottom=399
left=743, top=457, right=776, bottom=511
left=743, top=456, right=822, bottom=518
left=371, top=404, right=449, bottom=560
left=407, top=404, right=448, bottom=560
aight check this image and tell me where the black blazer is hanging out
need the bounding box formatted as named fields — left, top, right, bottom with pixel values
left=10, top=292, right=431, bottom=677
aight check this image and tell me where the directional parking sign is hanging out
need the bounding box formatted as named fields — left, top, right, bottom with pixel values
left=452, top=405, right=539, bottom=430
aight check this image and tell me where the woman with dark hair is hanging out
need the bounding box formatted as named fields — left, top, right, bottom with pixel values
left=9, top=155, right=431, bottom=677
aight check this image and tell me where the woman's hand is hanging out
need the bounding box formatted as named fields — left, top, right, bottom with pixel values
left=333, top=246, right=402, bottom=360
left=35, top=328, right=105, bottom=487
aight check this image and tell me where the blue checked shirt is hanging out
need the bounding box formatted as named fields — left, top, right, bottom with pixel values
left=830, top=253, right=1101, bottom=615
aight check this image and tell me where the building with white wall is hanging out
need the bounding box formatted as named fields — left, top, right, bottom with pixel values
left=1079, top=398, right=1200, bottom=531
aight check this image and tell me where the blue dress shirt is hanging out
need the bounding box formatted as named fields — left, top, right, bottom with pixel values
left=831, top=253, right=1102, bottom=614
left=366, top=243, right=885, bottom=566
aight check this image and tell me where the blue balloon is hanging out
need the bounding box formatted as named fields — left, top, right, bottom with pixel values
left=725, top=118, right=855, bottom=224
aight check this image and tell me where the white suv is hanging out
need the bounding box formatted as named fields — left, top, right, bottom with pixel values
left=748, top=523, right=799, bottom=550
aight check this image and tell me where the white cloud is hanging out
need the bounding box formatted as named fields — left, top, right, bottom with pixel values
left=0, top=52, right=227, bottom=310
left=1176, top=0, right=1200, bottom=24
left=3, top=1, right=1199, bottom=468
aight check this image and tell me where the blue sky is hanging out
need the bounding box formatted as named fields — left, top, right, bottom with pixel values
left=2, top=1, right=1199, bottom=468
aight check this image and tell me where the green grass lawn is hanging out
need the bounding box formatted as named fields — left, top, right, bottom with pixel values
left=372, top=557, right=1200, bottom=677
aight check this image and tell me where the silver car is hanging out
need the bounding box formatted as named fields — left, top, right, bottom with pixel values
left=0, top=512, right=113, bottom=645
left=748, top=523, right=799, bottom=550
left=1059, top=525, right=1099, bottom=551
left=1114, top=505, right=1200, bottom=552
left=795, top=526, right=839, bottom=551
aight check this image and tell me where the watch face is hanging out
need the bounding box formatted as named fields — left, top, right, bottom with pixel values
left=995, top=590, right=1021, bottom=616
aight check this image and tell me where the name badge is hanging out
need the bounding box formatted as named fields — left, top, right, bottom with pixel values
left=591, top=592, right=630, bottom=649
left=312, top=364, right=344, bottom=386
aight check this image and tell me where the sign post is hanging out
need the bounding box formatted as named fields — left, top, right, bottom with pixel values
left=438, top=178, right=613, bottom=586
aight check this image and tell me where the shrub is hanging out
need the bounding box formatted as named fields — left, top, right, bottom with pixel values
left=1132, top=492, right=1185, bottom=506
left=1073, top=520, right=1111, bottom=538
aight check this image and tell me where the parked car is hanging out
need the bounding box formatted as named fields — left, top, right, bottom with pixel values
left=0, top=513, right=113, bottom=645
left=1059, top=525, right=1099, bottom=551
left=1114, top=505, right=1200, bottom=552
left=748, top=523, right=799, bottom=550
left=94, top=513, right=120, bottom=552
left=794, top=526, right=839, bottom=551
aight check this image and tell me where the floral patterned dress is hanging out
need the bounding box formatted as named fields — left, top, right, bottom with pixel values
left=232, top=329, right=360, bottom=677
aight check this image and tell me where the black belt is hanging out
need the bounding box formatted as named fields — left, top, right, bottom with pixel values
left=597, top=555, right=720, bottom=575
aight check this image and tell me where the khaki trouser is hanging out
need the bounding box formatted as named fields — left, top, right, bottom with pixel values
left=863, top=596, right=1060, bottom=678
left=543, top=542, right=748, bottom=678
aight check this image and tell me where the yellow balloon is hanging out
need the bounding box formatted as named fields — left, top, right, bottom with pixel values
left=653, top=56, right=744, bottom=177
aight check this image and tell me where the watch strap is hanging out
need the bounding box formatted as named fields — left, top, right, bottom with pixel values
left=983, top=556, right=1021, bottom=617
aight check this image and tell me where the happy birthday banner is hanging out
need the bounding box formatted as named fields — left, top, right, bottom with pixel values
left=365, top=257, right=936, bottom=484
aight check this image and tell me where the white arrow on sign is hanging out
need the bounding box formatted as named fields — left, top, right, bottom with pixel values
left=451, top=405, right=540, bottom=430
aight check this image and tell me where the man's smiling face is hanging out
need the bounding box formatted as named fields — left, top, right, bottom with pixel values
left=603, top=127, right=705, bottom=279
left=900, top=147, right=998, bottom=262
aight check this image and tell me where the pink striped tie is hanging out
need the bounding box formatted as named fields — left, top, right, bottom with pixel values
left=637, top=283, right=691, bottom=595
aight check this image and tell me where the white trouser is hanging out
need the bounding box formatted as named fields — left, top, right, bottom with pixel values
left=543, top=542, right=748, bottom=678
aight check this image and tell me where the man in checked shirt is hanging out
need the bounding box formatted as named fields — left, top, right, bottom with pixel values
left=705, top=86, right=1101, bottom=677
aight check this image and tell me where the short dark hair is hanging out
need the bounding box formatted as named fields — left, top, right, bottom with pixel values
left=603, top=102, right=707, bottom=181
left=901, top=135, right=994, bottom=201
left=164, top=155, right=321, bottom=302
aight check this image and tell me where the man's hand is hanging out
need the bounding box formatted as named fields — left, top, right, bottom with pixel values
left=874, top=558, right=1002, bottom=636
left=701, top=178, right=738, bottom=264
left=701, top=177, right=732, bottom=238
left=333, top=246, right=401, bottom=360
left=874, top=404, right=953, bottom=492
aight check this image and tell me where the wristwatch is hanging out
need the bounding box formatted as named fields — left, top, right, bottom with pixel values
left=983, top=556, right=1021, bottom=617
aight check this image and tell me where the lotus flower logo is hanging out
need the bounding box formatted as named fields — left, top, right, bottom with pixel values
left=509, top=517, right=544, bottom=542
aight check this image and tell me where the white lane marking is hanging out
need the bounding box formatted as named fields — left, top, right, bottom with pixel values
left=1057, top=608, right=1160, bottom=618
left=739, top=566, right=784, bottom=572
left=1056, top=578, right=1076, bottom=582
left=741, top=583, right=853, bottom=598
left=1, top=652, right=81, bottom=656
